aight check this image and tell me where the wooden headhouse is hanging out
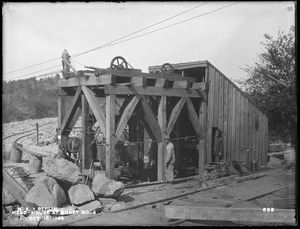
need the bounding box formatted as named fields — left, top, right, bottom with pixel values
left=57, top=50, right=268, bottom=182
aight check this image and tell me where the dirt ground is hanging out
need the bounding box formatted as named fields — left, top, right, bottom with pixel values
left=2, top=117, right=297, bottom=226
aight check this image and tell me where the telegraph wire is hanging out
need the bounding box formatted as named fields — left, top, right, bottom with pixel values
left=72, top=2, right=238, bottom=58
left=4, top=2, right=208, bottom=76
left=160, top=5, right=282, bottom=63
left=72, top=2, right=208, bottom=58
left=5, top=2, right=238, bottom=81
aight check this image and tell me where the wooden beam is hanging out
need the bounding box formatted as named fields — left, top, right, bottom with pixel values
left=158, top=96, right=167, bottom=181
left=185, top=98, right=204, bottom=136
left=111, top=69, right=196, bottom=82
left=198, top=100, right=206, bottom=177
left=166, top=98, right=187, bottom=135
left=115, top=96, right=140, bottom=139
left=140, top=95, right=162, bottom=141
left=58, top=74, right=116, bottom=87
left=3, top=170, right=34, bottom=209
left=104, top=85, right=203, bottom=98
left=81, top=86, right=106, bottom=134
left=173, top=81, right=191, bottom=89
left=191, top=82, right=209, bottom=90
left=81, top=94, right=90, bottom=172
left=164, top=206, right=296, bottom=224
left=61, top=87, right=82, bottom=135
left=106, top=94, right=116, bottom=180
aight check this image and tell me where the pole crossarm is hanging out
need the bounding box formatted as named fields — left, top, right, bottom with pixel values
left=82, top=86, right=106, bottom=134
left=61, top=87, right=82, bottom=135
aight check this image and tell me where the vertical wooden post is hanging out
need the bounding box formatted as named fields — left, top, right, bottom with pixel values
left=35, top=123, right=39, bottom=143
left=157, top=96, right=166, bottom=181
left=81, top=94, right=90, bottom=175
left=136, top=107, right=144, bottom=179
left=198, top=99, right=206, bottom=176
left=106, top=94, right=115, bottom=180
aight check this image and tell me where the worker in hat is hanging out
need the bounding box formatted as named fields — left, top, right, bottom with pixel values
left=213, top=128, right=224, bottom=162
left=164, top=134, right=176, bottom=181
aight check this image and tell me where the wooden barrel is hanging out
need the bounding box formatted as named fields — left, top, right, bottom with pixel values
left=29, top=155, right=43, bottom=173
left=10, top=148, right=22, bottom=163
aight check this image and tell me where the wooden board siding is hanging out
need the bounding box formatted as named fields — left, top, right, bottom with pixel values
left=206, top=64, right=268, bottom=168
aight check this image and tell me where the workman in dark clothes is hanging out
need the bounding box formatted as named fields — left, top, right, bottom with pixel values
left=213, top=128, right=224, bottom=162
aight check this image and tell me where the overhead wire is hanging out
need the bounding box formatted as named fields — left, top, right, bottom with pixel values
left=5, top=2, right=239, bottom=81
left=72, top=2, right=239, bottom=58
left=160, top=5, right=283, bottom=63
left=71, top=2, right=208, bottom=58
left=3, top=2, right=209, bottom=77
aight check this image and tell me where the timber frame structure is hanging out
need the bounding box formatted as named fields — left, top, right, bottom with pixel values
left=57, top=52, right=208, bottom=181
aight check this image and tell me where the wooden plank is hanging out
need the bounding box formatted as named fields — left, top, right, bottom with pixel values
left=140, top=95, right=162, bottom=141
left=235, top=91, right=240, bottom=161
left=185, top=98, right=204, bottom=136
left=3, top=170, right=34, bottom=209
left=111, top=70, right=196, bottom=82
left=58, top=74, right=116, bottom=87
left=164, top=206, right=296, bottom=223
left=106, top=94, right=116, bottom=179
left=104, top=85, right=204, bottom=98
left=191, top=82, right=209, bottom=90
left=115, top=96, right=140, bottom=140
left=157, top=96, right=167, bottom=181
left=166, top=97, right=187, bottom=135
left=223, top=79, right=228, bottom=161
left=206, top=65, right=214, bottom=163
left=198, top=100, right=206, bottom=176
left=82, top=86, right=106, bottom=134
left=232, top=88, right=237, bottom=160
left=173, top=81, right=191, bottom=89
left=273, top=198, right=295, bottom=209
left=219, top=74, right=223, bottom=133
left=61, top=87, right=82, bottom=135
left=81, top=94, right=89, bottom=172
left=213, top=71, right=219, bottom=127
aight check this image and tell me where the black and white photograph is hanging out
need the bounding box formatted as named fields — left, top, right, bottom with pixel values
left=2, top=1, right=296, bottom=226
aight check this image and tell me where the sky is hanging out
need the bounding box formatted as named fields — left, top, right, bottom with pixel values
left=3, top=2, right=295, bottom=83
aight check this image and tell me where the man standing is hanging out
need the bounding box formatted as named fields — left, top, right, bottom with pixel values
left=164, top=135, right=176, bottom=181
left=213, top=128, right=224, bottom=162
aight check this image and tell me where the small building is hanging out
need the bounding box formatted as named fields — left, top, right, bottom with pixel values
left=57, top=53, right=268, bottom=182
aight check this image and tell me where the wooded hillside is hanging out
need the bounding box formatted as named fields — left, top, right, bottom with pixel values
left=2, top=74, right=60, bottom=123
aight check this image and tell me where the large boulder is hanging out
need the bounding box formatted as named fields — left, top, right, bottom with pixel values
left=92, top=173, right=124, bottom=198
left=43, top=156, right=79, bottom=184
left=91, top=173, right=109, bottom=194
left=267, top=156, right=283, bottom=168
left=98, top=180, right=125, bottom=199
left=25, top=176, right=66, bottom=207
left=68, top=184, right=95, bottom=206
left=78, top=200, right=103, bottom=213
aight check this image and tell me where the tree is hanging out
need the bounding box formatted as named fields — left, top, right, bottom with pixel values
left=241, top=26, right=296, bottom=145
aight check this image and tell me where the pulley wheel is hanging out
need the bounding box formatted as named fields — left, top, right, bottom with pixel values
left=110, top=56, right=128, bottom=70
left=161, top=63, right=174, bottom=73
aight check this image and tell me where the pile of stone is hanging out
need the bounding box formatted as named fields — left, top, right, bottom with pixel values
left=23, top=156, right=125, bottom=214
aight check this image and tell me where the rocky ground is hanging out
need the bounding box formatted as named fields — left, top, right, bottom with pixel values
left=2, top=117, right=297, bottom=226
